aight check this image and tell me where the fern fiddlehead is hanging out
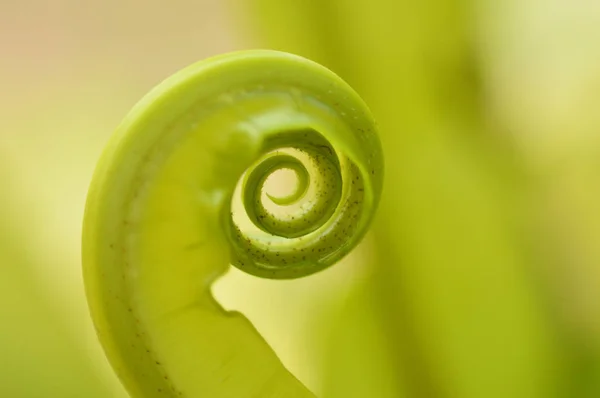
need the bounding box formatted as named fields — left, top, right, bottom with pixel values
left=82, top=50, right=383, bottom=398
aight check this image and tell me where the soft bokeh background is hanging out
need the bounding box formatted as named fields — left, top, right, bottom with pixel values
left=2, top=0, right=600, bottom=397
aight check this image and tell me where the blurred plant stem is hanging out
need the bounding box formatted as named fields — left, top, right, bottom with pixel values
left=0, top=162, right=123, bottom=397
left=239, top=0, right=600, bottom=397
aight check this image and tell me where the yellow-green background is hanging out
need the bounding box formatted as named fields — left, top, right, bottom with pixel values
left=2, top=1, right=600, bottom=397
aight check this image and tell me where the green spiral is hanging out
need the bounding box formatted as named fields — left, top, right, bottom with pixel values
left=82, top=50, right=383, bottom=398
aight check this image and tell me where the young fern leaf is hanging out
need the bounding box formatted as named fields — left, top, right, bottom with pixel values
left=82, top=50, right=383, bottom=398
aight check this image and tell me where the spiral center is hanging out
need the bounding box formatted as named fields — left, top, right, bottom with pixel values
left=263, top=168, right=302, bottom=205
left=227, top=127, right=370, bottom=279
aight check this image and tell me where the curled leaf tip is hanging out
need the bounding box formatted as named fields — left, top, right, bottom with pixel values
left=82, top=50, right=383, bottom=398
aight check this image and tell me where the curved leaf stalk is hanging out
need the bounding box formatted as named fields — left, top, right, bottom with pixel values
left=82, top=50, right=383, bottom=398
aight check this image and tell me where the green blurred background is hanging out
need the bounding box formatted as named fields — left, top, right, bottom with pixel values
left=2, top=0, right=600, bottom=397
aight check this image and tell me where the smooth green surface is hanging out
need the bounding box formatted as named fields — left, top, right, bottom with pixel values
left=0, top=166, right=117, bottom=398
left=82, top=50, right=382, bottom=397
